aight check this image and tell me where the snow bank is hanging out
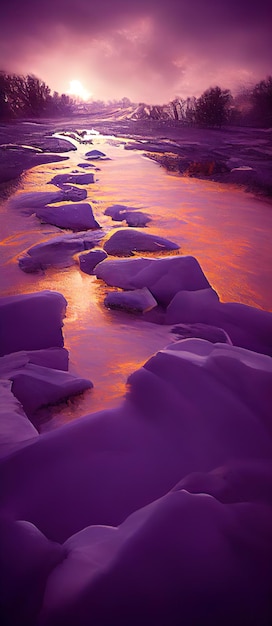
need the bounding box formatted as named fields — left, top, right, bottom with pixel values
left=1, top=339, right=271, bottom=543
left=49, top=173, right=94, bottom=187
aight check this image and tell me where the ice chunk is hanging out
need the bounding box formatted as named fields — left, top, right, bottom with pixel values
left=0, top=291, right=66, bottom=356
left=104, top=287, right=157, bottom=313
left=79, top=250, right=107, bottom=274
left=103, top=229, right=179, bottom=256
left=36, top=203, right=100, bottom=231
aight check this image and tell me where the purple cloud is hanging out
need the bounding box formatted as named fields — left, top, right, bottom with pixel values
left=1, top=1, right=272, bottom=102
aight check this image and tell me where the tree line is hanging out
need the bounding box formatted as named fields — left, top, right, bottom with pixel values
left=0, top=72, right=74, bottom=119
left=0, top=71, right=271, bottom=128
left=169, top=77, right=272, bottom=128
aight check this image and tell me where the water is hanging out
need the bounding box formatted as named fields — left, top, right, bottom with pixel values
left=0, top=133, right=271, bottom=427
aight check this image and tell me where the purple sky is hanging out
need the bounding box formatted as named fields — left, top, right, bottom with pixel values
left=1, top=0, right=271, bottom=103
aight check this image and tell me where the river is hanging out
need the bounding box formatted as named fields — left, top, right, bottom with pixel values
left=0, top=131, right=271, bottom=427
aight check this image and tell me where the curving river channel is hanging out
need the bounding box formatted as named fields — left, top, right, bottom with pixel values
left=1, top=132, right=272, bottom=428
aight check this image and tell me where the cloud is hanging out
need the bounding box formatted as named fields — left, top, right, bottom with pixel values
left=1, top=0, right=272, bottom=102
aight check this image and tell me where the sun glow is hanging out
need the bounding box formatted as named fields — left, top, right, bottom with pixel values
left=68, top=80, right=91, bottom=101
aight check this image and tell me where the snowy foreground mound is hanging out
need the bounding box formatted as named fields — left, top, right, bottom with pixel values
left=1, top=251, right=272, bottom=625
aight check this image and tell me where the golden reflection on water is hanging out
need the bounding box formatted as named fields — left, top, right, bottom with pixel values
left=1, top=133, right=272, bottom=425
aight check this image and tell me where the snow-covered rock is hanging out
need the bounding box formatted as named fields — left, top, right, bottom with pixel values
left=85, top=150, right=106, bottom=159
left=124, top=211, right=151, bottom=227
left=104, top=204, right=144, bottom=220
left=49, top=173, right=94, bottom=187
left=19, top=231, right=104, bottom=272
left=79, top=250, right=107, bottom=274
left=0, top=348, right=69, bottom=378
left=95, top=256, right=211, bottom=305
left=0, top=380, right=38, bottom=458
left=166, top=290, right=272, bottom=356
left=8, top=188, right=87, bottom=214
left=35, top=136, right=77, bottom=152
left=103, top=229, right=179, bottom=256
left=36, top=203, right=100, bottom=231
left=11, top=364, right=93, bottom=415
left=0, top=291, right=66, bottom=356
left=77, top=163, right=96, bottom=169
left=104, top=204, right=151, bottom=226
left=104, top=287, right=157, bottom=313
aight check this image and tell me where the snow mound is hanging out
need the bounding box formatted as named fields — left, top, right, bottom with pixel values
left=36, top=203, right=101, bottom=231
left=103, top=229, right=179, bottom=256
left=8, top=189, right=88, bottom=214
left=0, top=291, right=66, bottom=356
left=105, top=287, right=157, bottom=313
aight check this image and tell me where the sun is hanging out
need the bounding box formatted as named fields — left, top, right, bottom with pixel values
left=68, top=80, right=91, bottom=101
